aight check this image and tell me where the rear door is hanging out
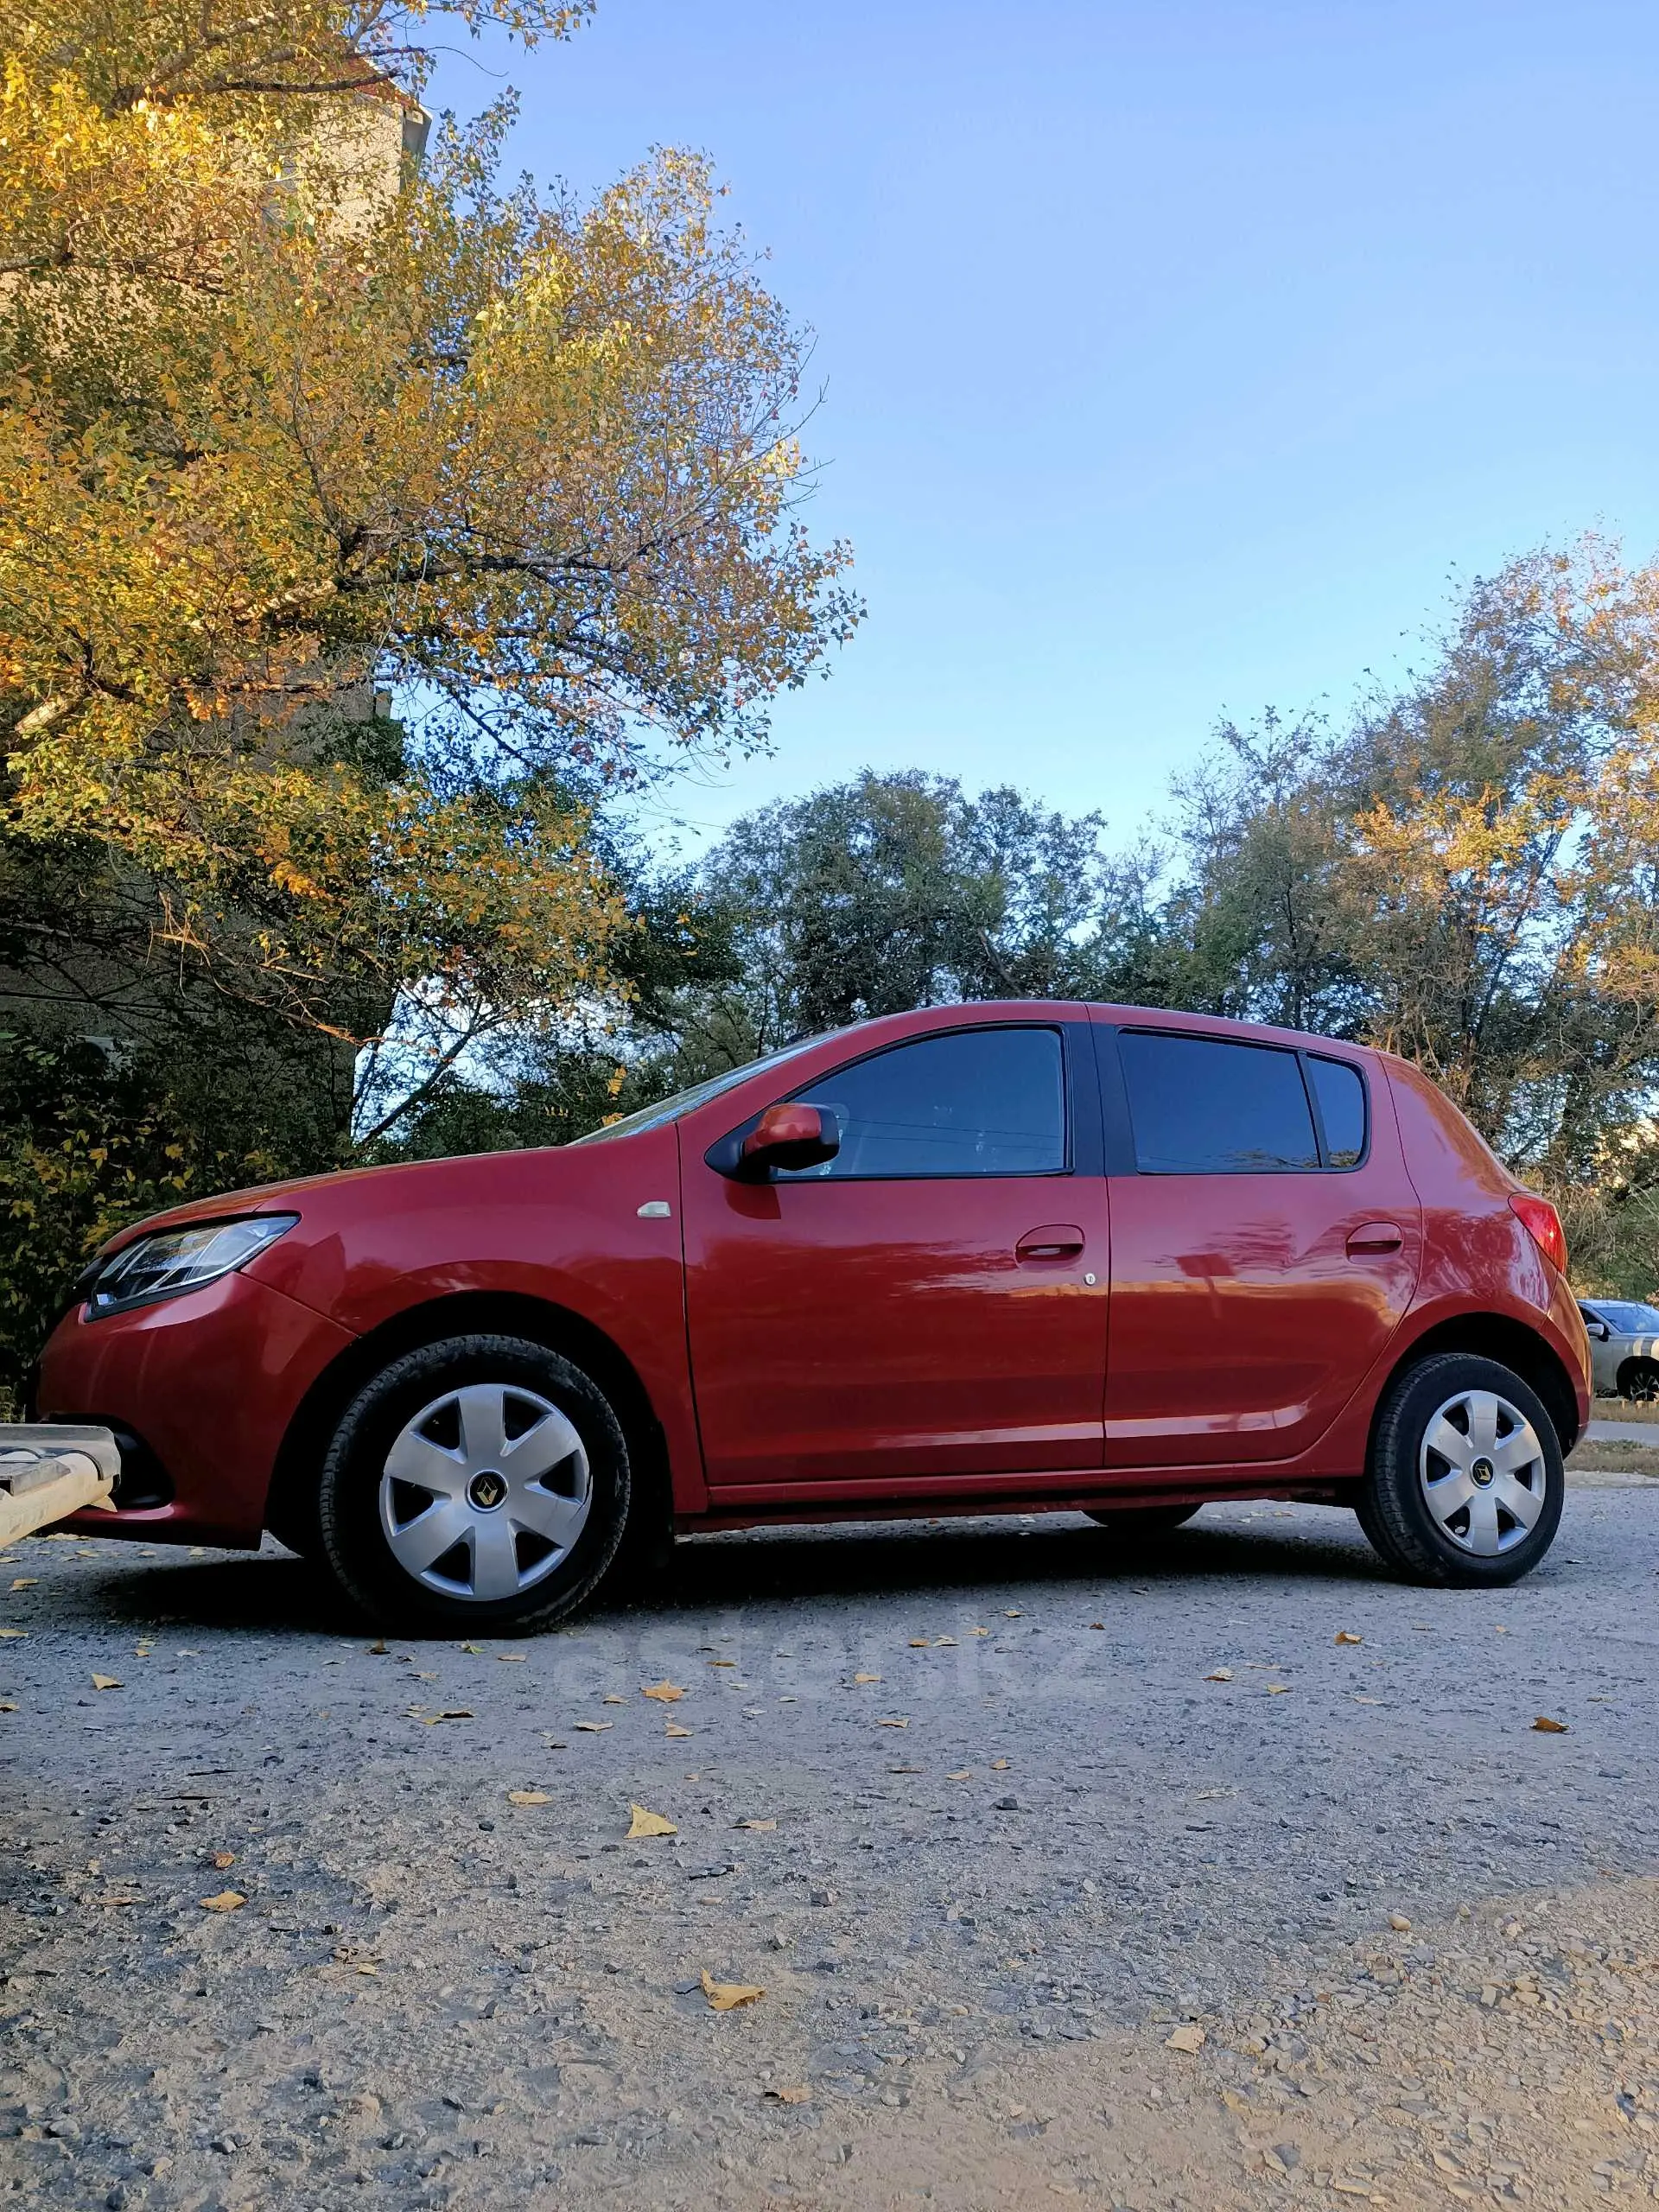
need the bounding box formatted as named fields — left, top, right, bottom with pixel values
left=680, top=1019, right=1110, bottom=1498
left=1098, top=1023, right=1421, bottom=1469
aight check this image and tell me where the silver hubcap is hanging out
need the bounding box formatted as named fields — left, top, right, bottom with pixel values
left=379, top=1383, right=591, bottom=1601
left=1419, top=1388, right=1547, bottom=1555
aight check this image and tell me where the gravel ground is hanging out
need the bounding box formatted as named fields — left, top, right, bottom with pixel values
left=3, top=1480, right=1657, bottom=2209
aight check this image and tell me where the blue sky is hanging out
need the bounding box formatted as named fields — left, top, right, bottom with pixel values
left=429, top=0, right=1659, bottom=854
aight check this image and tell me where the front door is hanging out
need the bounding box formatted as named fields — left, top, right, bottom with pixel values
left=681, top=1021, right=1110, bottom=1498
left=1100, top=1025, right=1421, bottom=1468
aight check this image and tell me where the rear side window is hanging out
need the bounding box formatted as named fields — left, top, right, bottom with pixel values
left=1306, top=1055, right=1367, bottom=1167
left=1119, top=1033, right=1319, bottom=1173
left=786, top=1027, right=1065, bottom=1178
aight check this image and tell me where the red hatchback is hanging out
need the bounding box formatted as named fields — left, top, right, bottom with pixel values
left=36, top=1002, right=1590, bottom=1628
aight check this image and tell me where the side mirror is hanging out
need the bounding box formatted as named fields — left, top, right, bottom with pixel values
left=738, top=1102, right=839, bottom=1177
left=1587, top=1319, right=1611, bottom=1341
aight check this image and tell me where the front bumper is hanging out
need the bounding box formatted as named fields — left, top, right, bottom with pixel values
left=36, top=1270, right=356, bottom=1548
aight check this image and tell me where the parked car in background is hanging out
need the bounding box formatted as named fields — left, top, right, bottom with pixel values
left=1576, top=1299, right=1659, bottom=1401
left=34, top=1002, right=1590, bottom=1625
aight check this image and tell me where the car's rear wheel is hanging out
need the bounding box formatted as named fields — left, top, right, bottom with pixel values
left=1358, top=1351, right=1564, bottom=1587
left=315, top=1335, right=632, bottom=1632
left=1618, top=1358, right=1659, bottom=1403
left=1084, top=1503, right=1200, bottom=1535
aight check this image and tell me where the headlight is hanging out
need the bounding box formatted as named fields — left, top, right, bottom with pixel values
left=85, top=1215, right=299, bottom=1319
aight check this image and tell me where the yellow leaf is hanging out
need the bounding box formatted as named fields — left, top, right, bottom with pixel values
left=601, top=1694, right=626, bottom=1705
left=709, top=1658, right=737, bottom=1668
left=1532, top=1714, right=1568, bottom=1732
left=701, top=1968, right=764, bottom=2011
left=642, top=1680, right=685, bottom=1701
left=91, top=1673, right=122, bottom=1690
left=0, top=1628, right=26, bottom=1639
left=497, top=1653, right=527, bottom=1663
left=947, top=1769, right=973, bottom=1781
left=1266, top=1683, right=1290, bottom=1695
left=1335, top=1630, right=1363, bottom=1644
left=574, top=1721, right=612, bottom=1733
left=734, top=1817, right=776, bottom=1831
left=10, top=1578, right=37, bottom=1590
left=664, top=1722, right=693, bottom=1738
left=507, top=1789, right=550, bottom=1806
left=420, top=1709, right=474, bottom=1726
left=212, top=1851, right=235, bottom=1869
left=852, top=1672, right=881, bottom=1684
left=877, top=1717, right=909, bottom=1729
left=765, top=2084, right=810, bottom=2104
left=991, top=1758, right=1010, bottom=1771
left=627, top=1802, right=677, bottom=1839
left=1164, top=2023, right=1205, bottom=2053
left=368, top=1639, right=388, bottom=1656
left=199, top=1891, right=245, bottom=1913
left=909, top=1638, right=930, bottom=1648
left=1204, top=1669, right=1233, bottom=1682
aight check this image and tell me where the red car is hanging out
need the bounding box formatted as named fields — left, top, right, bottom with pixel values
left=36, top=1002, right=1589, bottom=1628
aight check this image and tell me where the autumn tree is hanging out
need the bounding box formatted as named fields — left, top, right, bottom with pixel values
left=0, top=0, right=859, bottom=1384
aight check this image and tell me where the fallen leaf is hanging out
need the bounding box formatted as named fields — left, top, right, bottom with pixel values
left=1266, top=1683, right=1290, bottom=1695
left=0, top=1702, right=16, bottom=1713
left=91, top=1674, right=122, bottom=1691
left=947, top=1770, right=974, bottom=1781
left=764, top=2083, right=810, bottom=2105
left=664, top=1722, right=693, bottom=1738
left=627, top=1802, right=677, bottom=1839
left=10, top=1577, right=36, bottom=1590
left=735, top=1818, right=777, bottom=1831
left=908, top=1638, right=930, bottom=1649
left=1165, top=2023, right=1205, bottom=2053
left=1003, top=1610, right=1022, bottom=1618
left=877, top=1716, right=909, bottom=1729
left=1334, top=1630, right=1363, bottom=1645
left=1089, top=1621, right=1105, bottom=1630
left=601, top=1694, right=626, bottom=1705
left=0, top=1628, right=26, bottom=1639
left=853, top=1672, right=881, bottom=1684
left=497, top=1653, right=526, bottom=1662
left=212, top=1851, right=236, bottom=1869
left=573, top=1721, right=612, bottom=1733
left=420, top=1709, right=474, bottom=1726
left=356, top=1963, right=378, bottom=1976
left=933, top=1637, right=957, bottom=1646
left=642, top=1680, right=687, bottom=1702
left=991, top=1758, right=1010, bottom=1771
left=1387, top=1912, right=1411, bottom=1932
left=368, top=1639, right=388, bottom=1656
left=507, top=1789, right=550, bottom=1806
left=701, top=1967, right=764, bottom=2011
left=1204, top=1669, right=1233, bottom=1682
left=460, top=1643, right=483, bottom=1655
left=1531, top=1715, right=1568, bottom=1733
left=199, top=1891, right=246, bottom=1913
left=709, top=1658, right=737, bottom=1668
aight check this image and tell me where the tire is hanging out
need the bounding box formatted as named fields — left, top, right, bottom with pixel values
left=1618, top=1359, right=1659, bottom=1404
left=315, top=1335, right=633, bottom=1633
left=1084, top=1503, right=1201, bottom=1535
left=1357, top=1351, right=1564, bottom=1587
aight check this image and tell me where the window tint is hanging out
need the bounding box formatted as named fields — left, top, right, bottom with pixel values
left=1306, top=1055, right=1368, bottom=1167
left=786, top=1027, right=1065, bottom=1179
left=1119, top=1033, right=1319, bottom=1173
left=1588, top=1301, right=1659, bottom=1333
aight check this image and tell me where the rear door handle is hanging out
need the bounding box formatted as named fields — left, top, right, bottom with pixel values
left=1346, top=1221, right=1403, bottom=1256
left=1015, top=1224, right=1085, bottom=1261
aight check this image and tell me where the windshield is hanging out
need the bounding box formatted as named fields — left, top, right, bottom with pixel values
left=569, top=1033, right=834, bottom=1145
left=1585, top=1300, right=1659, bottom=1333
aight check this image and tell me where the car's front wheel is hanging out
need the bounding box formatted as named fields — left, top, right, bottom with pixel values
left=1358, top=1351, right=1564, bottom=1586
left=315, top=1335, right=632, bottom=1632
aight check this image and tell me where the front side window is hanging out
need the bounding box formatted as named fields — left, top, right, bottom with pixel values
left=785, top=1027, right=1066, bottom=1179
left=1120, top=1032, right=1319, bottom=1173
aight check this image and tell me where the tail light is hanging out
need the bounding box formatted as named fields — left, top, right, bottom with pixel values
left=1510, top=1192, right=1567, bottom=1275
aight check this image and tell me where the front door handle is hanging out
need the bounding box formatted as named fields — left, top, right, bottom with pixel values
left=1015, top=1224, right=1085, bottom=1261
left=1346, top=1221, right=1403, bottom=1256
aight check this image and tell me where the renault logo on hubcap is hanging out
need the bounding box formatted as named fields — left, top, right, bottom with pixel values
left=1470, top=1457, right=1496, bottom=1487
left=468, top=1470, right=507, bottom=1510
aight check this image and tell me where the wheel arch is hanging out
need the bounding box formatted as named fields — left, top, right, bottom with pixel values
left=1615, top=1353, right=1659, bottom=1401
left=1371, top=1313, right=1582, bottom=1459
left=264, top=1290, right=673, bottom=1554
